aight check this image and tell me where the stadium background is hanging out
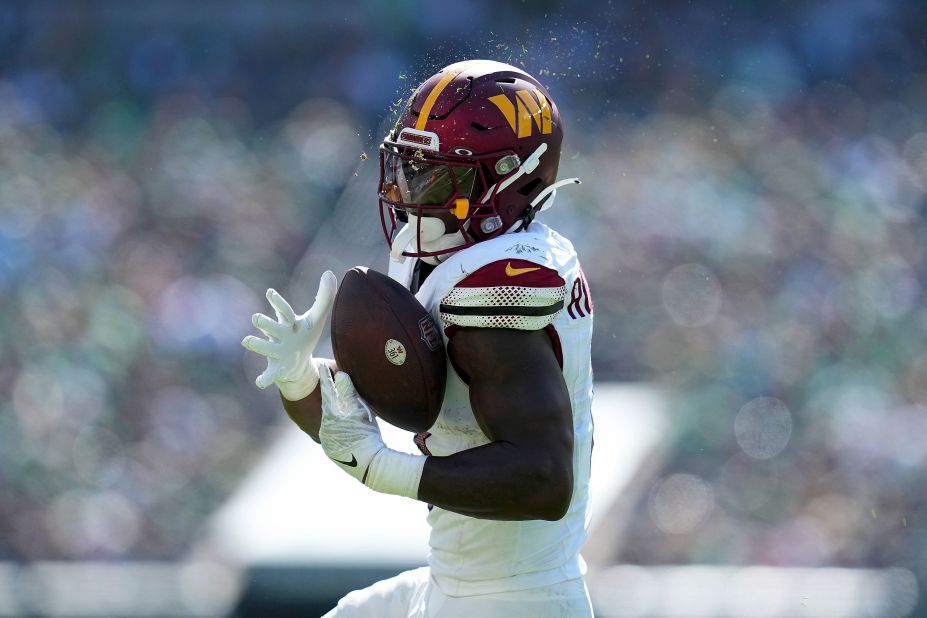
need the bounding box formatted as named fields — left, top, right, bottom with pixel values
left=1, top=1, right=926, bottom=616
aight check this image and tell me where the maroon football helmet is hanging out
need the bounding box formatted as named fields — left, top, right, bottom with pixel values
left=379, top=60, right=574, bottom=263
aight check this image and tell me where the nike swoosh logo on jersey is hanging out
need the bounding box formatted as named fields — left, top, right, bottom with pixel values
left=505, top=262, right=542, bottom=277
left=332, top=454, right=358, bottom=467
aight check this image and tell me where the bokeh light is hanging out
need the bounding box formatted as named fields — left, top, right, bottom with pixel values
left=734, top=397, right=793, bottom=460
left=648, top=473, right=715, bottom=535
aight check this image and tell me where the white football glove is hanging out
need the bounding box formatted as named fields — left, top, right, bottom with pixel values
left=317, top=361, right=425, bottom=498
left=317, top=362, right=386, bottom=482
left=241, top=271, right=337, bottom=401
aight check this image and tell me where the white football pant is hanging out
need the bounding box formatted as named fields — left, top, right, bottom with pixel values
left=322, top=567, right=594, bottom=617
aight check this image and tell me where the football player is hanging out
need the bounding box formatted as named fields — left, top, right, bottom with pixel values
left=242, top=60, right=594, bottom=617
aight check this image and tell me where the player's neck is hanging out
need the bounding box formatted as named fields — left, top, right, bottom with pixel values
left=411, top=260, right=438, bottom=294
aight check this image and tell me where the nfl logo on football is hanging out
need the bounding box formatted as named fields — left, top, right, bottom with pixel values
left=418, top=316, right=441, bottom=352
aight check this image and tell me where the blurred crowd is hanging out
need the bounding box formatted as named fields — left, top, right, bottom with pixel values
left=0, top=0, right=925, bottom=600
left=579, top=79, right=927, bottom=578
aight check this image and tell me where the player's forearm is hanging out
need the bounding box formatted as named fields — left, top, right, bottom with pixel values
left=417, top=441, right=573, bottom=521
left=280, top=358, right=337, bottom=443
left=280, top=389, right=322, bottom=442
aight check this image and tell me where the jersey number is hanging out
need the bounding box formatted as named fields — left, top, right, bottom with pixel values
left=567, top=270, right=593, bottom=319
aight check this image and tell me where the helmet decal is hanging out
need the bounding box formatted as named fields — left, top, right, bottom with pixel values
left=488, top=88, right=552, bottom=138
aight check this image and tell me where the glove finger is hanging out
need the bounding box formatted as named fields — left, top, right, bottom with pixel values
left=255, top=365, right=280, bottom=389
left=307, top=270, right=339, bottom=326
left=252, top=312, right=286, bottom=339
left=334, top=371, right=374, bottom=423
left=334, top=371, right=358, bottom=400
left=266, top=288, right=297, bottom=324
left=241, top=335, right=281, bottom=359
left=317, top=362, right=340, bottom=419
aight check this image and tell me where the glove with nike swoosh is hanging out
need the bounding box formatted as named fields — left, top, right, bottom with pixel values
left=241, top=271, right=337, bottom=401
left=317, top=360, right=426, bottom=499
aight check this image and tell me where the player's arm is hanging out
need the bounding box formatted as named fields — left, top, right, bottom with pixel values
left=416, top=327, right=573, bottom=521
left=317, top=327, right=572, bottom=521
left=279, top=358, right=337, bottom=442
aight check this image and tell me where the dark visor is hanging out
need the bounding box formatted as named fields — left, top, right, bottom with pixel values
left=382, top=151, right=478, bottom=205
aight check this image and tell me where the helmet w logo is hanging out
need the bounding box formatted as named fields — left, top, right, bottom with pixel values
left=488, top=88, right=553, bottom=138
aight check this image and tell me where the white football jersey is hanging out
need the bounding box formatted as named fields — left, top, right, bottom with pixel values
left=387, top=222, right=595, bottom=596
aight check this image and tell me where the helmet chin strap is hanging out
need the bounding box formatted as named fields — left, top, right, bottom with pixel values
left=390, top=213, right=466, bottom=264
left=476, top=142, right=580, bottom=225
left=530, top=177, right=581, bottom=212
left=478, top=143, right=549, bottom=204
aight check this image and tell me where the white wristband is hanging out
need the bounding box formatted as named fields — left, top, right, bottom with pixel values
left=365, top=448, right=426, bottom=499
left=277, top=365, right=320, bottom=401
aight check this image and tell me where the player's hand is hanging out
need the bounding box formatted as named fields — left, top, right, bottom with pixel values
left=317, top=362, right=386, bottom=483
left=241, top=271, right=338, bottom=401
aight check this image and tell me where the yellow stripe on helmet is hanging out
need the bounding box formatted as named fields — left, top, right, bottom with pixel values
left=415, top=70, right=461, bottom=131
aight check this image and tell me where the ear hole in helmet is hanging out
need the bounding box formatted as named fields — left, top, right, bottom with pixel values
left=470, top=121, right=491, bottom=131
left=518, top=178, right=542, bottom=196
left=495, top=77, right=516, bottom=84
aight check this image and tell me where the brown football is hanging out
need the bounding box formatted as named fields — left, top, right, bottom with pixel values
left=331, top=266, right=446, bottom=432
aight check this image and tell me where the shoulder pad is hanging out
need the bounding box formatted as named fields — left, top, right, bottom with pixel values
left=439, top=259, right=566, bottom=330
